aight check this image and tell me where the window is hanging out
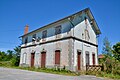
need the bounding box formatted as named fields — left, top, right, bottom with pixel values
left=23, top=53, right=27, bottom=63
left=86, top=51, right=89, bottom=65
left=25, top=37, right=28, bottom=44
left=55, top=25, right=61, bottom=35
left=85, top=29, right=90, bottom=41
left=32, top=34, right=36, bottom=41
left=84, top=16, right=87, bottom=20
left=42, top=30, right=47, bottom=38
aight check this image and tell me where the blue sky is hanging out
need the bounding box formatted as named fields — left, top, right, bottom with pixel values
left=0, top=0, right=120, bottom=53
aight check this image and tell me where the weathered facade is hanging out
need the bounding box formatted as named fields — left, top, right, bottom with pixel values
left=20, top=8, right=101, bottom=71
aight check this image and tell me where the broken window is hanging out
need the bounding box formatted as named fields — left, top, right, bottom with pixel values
left=25, top=37, right=28, bottom=44
left=32, top=34, right=36, bottom=41
left=42, top=30, right=47, bottom=38
left=55, top=25, right=61, bottom=35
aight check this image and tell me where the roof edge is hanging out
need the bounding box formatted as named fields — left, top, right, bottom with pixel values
left=20, top=8, right=101, bottom=38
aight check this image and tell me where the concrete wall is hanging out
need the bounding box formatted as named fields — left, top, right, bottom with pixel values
left=74, top=19, right=97, bottom=45
left=72, top=16, right=98, bottom=71
left=74, top=40, right=98, bottom=71
left=20, top=39, right=71, bottom=69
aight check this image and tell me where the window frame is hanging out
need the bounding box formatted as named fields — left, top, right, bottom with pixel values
left=85, top=51, right=90, bottom=65
left=32, top=34, right=36, bottom=41
left=23, top=53, right=27, bottom=64
left=55, top=25, right=62, bottom=35
left=42, top=30, right=47, bottom=39
left=25, top=37, right=28, bottom=44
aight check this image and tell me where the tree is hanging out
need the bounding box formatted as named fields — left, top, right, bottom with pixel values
left=102, top=37, right=112, bottom=57
left=102, top=37, right=112, bottom=73
left=11, top=46, right=21, bottom=66
left=112, top=42, right=120, bottom=61
left=7, top=50, right=14, bottom=60
left=0, top=51, right=7, bottom=61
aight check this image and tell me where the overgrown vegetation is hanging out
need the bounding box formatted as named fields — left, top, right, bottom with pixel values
left=19, top=67, right=77, bottom=76
left=85, top=71, right=120, bottom=79
left=98, top=37, right=120, bottom=79
left=0, top=46, right=21, bottom=67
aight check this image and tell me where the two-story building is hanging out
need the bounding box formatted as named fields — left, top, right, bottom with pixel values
left=19, top=8, right=101, bottom=71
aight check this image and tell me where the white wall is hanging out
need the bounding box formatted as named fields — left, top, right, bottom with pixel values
left=74, top=19, right=97, bottom=45
left=74, top=40, right=98, bottom=70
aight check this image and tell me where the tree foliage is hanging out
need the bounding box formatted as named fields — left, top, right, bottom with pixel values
left=101, top=37, right=120, bottom=75
left=102, top=37, right=112, bottom=57
left=0, top=51, right=7, bottom=61
left=112, top=42, right=120, bottom=61
left=7, top=50, right=14, bottom=60
left=0, top=46, right=21, bottom=66
left=12, top=46, right=21, bottom=66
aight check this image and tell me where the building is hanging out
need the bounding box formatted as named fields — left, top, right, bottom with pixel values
left=19, top=8, right=101, bottom=71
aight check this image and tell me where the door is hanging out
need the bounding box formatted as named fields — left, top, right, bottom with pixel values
left=77, top=51, right=81, bottom=70
left=55, top=50, right=60, bottom=65
left=92, top=54, right=95, bottom=65
left=31, top=53, right=35, bottom=67
left=41, top=52, right=46, bottom=68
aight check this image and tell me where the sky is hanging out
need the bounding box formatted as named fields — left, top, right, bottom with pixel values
left=0, top=0, right=120, bottom=53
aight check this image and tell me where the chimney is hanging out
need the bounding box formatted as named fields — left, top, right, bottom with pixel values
left=24, top=24, right=29, bottom=34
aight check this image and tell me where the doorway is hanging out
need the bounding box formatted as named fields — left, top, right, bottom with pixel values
left=55, top=50, right=60, bottom=65
left=31, top=53, right=35, bottom=67
left=92, top=53, right=95, bottom=65
left=41, top=52, right=46, bottom=68
left=77, top=51, right=81, bottom=70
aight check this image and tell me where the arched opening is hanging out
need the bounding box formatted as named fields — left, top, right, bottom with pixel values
left=41, top=52, right=46, bottom=68
left=55, top=50, right=60, bottom=66
left=77, top=51, right=81, bottom=70
left=31, top=53, right=35, bottom=67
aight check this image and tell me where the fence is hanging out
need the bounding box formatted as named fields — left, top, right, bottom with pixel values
left=86, top=65, right=103, bottom=72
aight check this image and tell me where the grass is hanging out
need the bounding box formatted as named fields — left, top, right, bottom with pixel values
left=0, top=61, right=11, bottom=67
left=19, top=67, right=77, bottom=76
left=0, top=61, right=77, bottom=76
left=0, top=61, right=120, bottom=79
left=85, top=71, right=120, bottom=79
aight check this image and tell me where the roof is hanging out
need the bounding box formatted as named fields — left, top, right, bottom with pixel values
left=98, top=54, right=105, bottom=59
left=20, top=8, right=101, bottom=37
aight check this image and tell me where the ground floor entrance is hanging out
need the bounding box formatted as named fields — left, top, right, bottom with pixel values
left=41, top=52, right=46, bottom=68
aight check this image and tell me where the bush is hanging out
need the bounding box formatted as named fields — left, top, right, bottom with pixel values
left=10, top=58, right=16, bottom=66
left=0, top=61, right=11, bottom=67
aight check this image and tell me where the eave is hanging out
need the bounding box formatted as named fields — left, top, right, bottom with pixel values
left=20, top=8, right=101, bottom=38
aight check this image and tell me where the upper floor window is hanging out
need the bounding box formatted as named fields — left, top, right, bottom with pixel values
left=25, top=37, right=28, bottom=44
left=42, top=30, right=47, bottom=38
left=55, top=25, right=61, bottom=35
left=32, top=34, right=36, bottom=41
